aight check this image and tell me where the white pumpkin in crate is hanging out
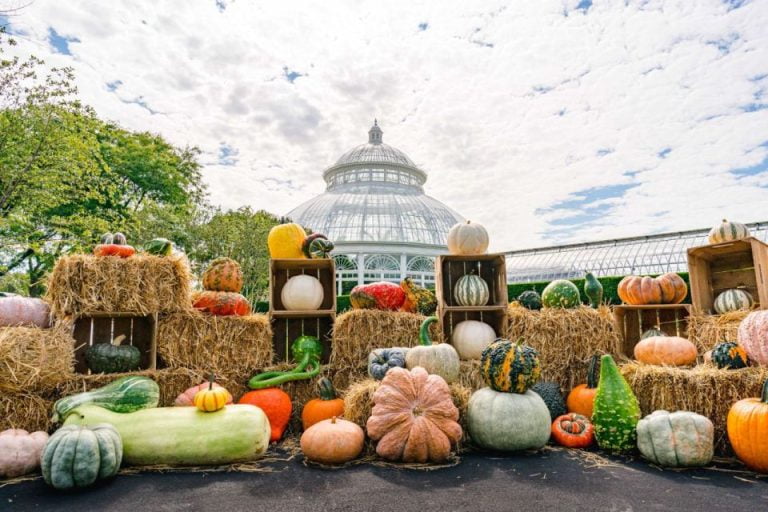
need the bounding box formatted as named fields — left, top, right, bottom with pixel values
left=708, top=219, right=750, bottom=244
left=714, top=288, right=754, bottom=314
left=447, top=221, right=489, bottom=255
left=450, top=320, right=496, bottom=360
left=281, top=275, right=324, bottom=310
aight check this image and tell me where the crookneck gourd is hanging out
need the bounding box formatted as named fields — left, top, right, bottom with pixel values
left=248, top=335, right=323, bottom=389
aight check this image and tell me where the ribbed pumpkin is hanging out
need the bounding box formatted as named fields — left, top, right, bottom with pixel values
left=637, top=410, right=714, bottom=467
left=301, top=417, right=364, bottom=465
left=367, top=348, right=408, bottom=380
left=453, top=271, right=490, bottom=306
left=480, top=338, right=541, bottom=393
left=711, top=341, right=749, bottom=369
left=238, top=388, right=292, bottom=442
left=727, top=379, right=768, bottom=473
left=633, top=335, right=697, bottom=366
left=202, top=257, right=243, bottom=293
left=592, top=355, right=640, bottom=454
left=0, top=429, right=48, bottom=478
left=366, top=366, right=462, bottom=463
left=737, top=310, right=768, bottom=365
left=714, top=288, right=754, bottom=314
left=618, top=273, right=687, bottom=305
left=41, top=424, right=122, bottom=490
left=268, top=223, right=307, bottom=259
left=405, top=316, right=460, bottom=383
left=301, top=378, right=345, bottom=430
left=541, top=280, right=581, bottom=309
left=193, top=376, right=231, bottom=412
left=566, top=355, right=599, bottom=417
left=85, top=335, right=141, bottom=374
left=446, top=220, right=489, bottom=255
left=450, top=320, right=496, bottom=360
left=468, top=387, right=551, bottom=452
left=174, top=381, right=233, bottom=406
left=0, top=295, right=51, bottom=328
left=708, top=218, right=750, bottom=244
left=551, top=413, right=595, bottom=449
left=193, top=291, right=251, bottom=316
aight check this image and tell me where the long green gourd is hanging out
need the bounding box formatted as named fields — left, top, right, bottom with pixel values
left=248, top=335, right=323, bottom=389
left=52, top=376, right=159, bottom=422
left=592, top=354, right=640, bottom=454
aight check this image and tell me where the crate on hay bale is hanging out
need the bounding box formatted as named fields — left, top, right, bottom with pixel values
left=156, top=310, right=273, bottom=377
left=71, top=312, right=157, bottom=374
left=613, top=304, right=691, bottom=357
left=0, top=324, right=75, bottom=393
left=687, top=310, right=751, bottom=353
left=435, top=253, right=507, bottom=309
left=269, top=258, right=336, bottom=315
left=45, top=254, right=192, bottom=318
left=621, top=362, right=768, bottom=453
left=504, top=304, right=623, bottom=392
left=0, top=392, right=54, bottom=433
left=271, top=312, right=334, bottom=364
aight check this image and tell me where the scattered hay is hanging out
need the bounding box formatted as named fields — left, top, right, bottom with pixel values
left=621, top=362, right=768, bottom=453
left=46, top=254, right=192, bottom=318
left=331, top=309, right=443, bottom=374
left=458, top=359, right=485, bottom=391
left=0, top=325, right=75, bottom=393
left=687, top=311, right=750, bottom=353
left=505, top=304, right=623, bottom=392
left=156, top=311, right=273, bottom=377
left=0, top=392, right=53, bottom=433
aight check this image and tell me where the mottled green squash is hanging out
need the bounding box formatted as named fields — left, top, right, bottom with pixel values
left=517, top=290, right=542, bottom=310
left=41, top=424, right=122, bottom=490
left=592, top=355, right=640, bottom=454
left=144, top=238, right=173, bottom=256
left=468, top=387, right=551, bottom=451
left=480, top=338, right=541, bottom=393
left=541, top=280, right=581, bottom=309
left=52, top=376, right=160, bottom=422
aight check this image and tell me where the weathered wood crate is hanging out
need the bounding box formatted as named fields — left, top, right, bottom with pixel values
left=269, top=258, right=336, bottom=315
left=613, top=304, right=691, bottom=357
left=71, top=312, right=157, bottom=374
left=270, top=312, right=334, bottom=364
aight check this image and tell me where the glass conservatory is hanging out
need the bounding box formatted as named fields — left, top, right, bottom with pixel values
left=286, top=121, right=465, bottom=293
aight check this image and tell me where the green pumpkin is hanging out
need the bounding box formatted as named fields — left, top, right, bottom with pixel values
left=144, top=238, right=173, bottom=256
left=85, top=335, right=141, bottom=374
left=541, top=280, right=581, bottom=309
left=454, top=271, right=489, bottom=306
left=41, top=424, right=123, bottom=490
left=468, top=387, right=551, bottom=451
left=517, top=290, right=542, bottom=310
left=302, top=233, right=334, bottom=259
left=711, top=341, right=748, bottom=369
left=636, top=410, right=714, bottom=467
left=480, top=338, right=541, bottom=393
left=531, top=381, right=567, bottom=420
left=52, top=376, right=160, bottom=422
left=583, top=272, right=603, bottom=308
left=592, top=354, right=640, bottom=454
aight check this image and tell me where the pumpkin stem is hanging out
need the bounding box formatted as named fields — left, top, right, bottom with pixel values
left=331, top=416, right=337, bottom=424
left=418, top=316, right=438, bottom=346
left=586, top=355, right=599, bottom=389
left=318, top=378, right=337, bottom=400
left=208, top=373, right=215, bottom=391
left=762, top=379, right=768, bottom=403
left=111, top=334, right=127, bottom=347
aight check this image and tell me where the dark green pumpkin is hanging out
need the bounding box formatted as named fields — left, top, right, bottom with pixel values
left=517, top=290, right=542, bottom=310
left=531, top=381, right=567, bottom=420
left=480, top=338, right=541, bottom=393
left=583, top=272, right=603, bottom=308
left=85, top=335, right=141, bottom=374
left=711, top=341, right=748, bottom=369
left=367, top=348, right=408, bottom=380
left=541, top=280, right=581, bottom=309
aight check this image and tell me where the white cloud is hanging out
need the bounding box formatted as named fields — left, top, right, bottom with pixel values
left=4, top=0, right=768, bottom=251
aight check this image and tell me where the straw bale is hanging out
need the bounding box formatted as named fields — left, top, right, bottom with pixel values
left=458, top=359, right=485, bottom=391
left=46, top=254, right=191, bottom=318
left=0, top=325, right=75, bottom=393
left=504, top=304, right=622, bottom=392
left=687, top=311, right=750, bottom=353
left=0, top=392, right=54, bottom=433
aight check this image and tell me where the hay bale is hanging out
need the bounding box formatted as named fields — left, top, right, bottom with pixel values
left=156, top=311, right=273, bottom=377
left=331, top=310, right=443, bottom=373
left=0, top=392, right=54, bottom=433
left=504, top=304, right=622, bottom=392
left=0, top=325, right=75, bottom=393
left=46, top=254, right=192, bottom=318
left=621, top=362, right=768, bottom=453
left=687, top=311, right=749, bottom=353
left=458, top=359, right=485, bottom=391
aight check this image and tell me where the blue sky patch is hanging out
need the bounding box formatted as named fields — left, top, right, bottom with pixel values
left=705, top=32, right=740, bottom=55
left=218, top=143, right=239, bottom=166
left=596, top=148, right=614, bottom=157
left=418, top=22, right=428, bottom=31
left=106, top=80, right=123, bottom=92
left=658, top=147, right=671, bottom=158
left=742, top=102, right=768, bottom=112
left=576, top=0, right=593, bottom=13
left=283, top=67, right=304, bottom=83
left=48, top=27, right=80, bottom=55
left=544, top=183, right=639, bottom=211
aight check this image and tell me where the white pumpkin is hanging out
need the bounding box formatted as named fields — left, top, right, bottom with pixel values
left=451, top=320, right=496, bottom=360
left=708, top=219, right=750, bottom=244
left=0, top=429, right=49, bottom=478
left=636, top=410, right=714, bottom=467
left=406, top=317, right=461, bottom=383
left=447, top=221, right=489, bottom=255
left=281, top=275, right=324, bottom=310
left=714, top=288, right=754, bottom=314
left=468, top=388, right=551, bottom=452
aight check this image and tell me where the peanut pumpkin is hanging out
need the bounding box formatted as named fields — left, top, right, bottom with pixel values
left=202, top=257, right=243, bottom=293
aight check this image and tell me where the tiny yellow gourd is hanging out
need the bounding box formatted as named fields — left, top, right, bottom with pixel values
left=193, top=374, right=230, bottom=413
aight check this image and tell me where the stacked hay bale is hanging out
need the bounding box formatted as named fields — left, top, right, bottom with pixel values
left=687, top=311, right=750, bottom=353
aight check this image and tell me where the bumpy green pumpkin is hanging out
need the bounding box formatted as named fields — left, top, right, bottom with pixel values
left=144, top=238, right=173, bottom=256
left=541, top=280, right=581, bottom=309
left=468, top=387, right=551, bottom=451
left=592, top=354, right=640, bottom=454
left=85, top=335, right=141, bottom=374
left=52, top=376, right=160, bottom=422
left=517, top=290, right=542, bottom=310
left=480, top=339, right=541, bottom=393
left=41, top=424, right=122, bottom=490
left=584, top=272, right=603, bottom=308
left=531, top=381, right=567, bottom=420
left=367, top=348, right=408, bottom=380
left=711, top=341, right=748, bottom=369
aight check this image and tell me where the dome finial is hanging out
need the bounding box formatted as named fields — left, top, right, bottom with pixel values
left=368, top=119, right=383, bottom=144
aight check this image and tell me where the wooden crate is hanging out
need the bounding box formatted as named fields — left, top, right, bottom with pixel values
left=613, top=305, right=691, bottom=358
left=687, top=237, right=768, bottom=314
left=440, top=307, right=508, bottom=344
left=270, top=312, right=334, bottom=364
left=269, top=259, right=336, bottom=314
left=435, top=254, right=508, bottom=309
left=71, top=313, right=157, bottom=374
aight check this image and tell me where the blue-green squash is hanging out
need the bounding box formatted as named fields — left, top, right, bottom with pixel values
left=467, top=387, right=551, bottom=451
left=480, top=338, right=541, bottom=393
left=52, top=376, right=160, bottom=422
left=592, top=354, right=640, bottom=454
left=367, top=348, right=408, bottom=380
left=531, top=381, right=567, bottom=420
left=541, top=280, right=581, bottom=309
left=41, top=424, right=122, bottom=490
left=454, top=271, right=489, bottom=306
left=517, top=290, right=542, bottom=310
left=583, top=272, right=603, bottom=308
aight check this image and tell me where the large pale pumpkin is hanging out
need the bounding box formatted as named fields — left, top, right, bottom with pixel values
left=727, top=379, right=768, bottom=473
left=281, top=274, right=324, bottom=310
left=708, top=218, right=750, bottom=244
left=446, top=220, right=489, bottom=255
left=636, top=410, right=714, bottom=467
left=366, top=366, right=462, bottom=463
left=450, top=320, right=496, bottom=360
left=467, top=387, right=551, bottom=452
left=405, top=316, right=460, bottom=383
left=268, top=223, right=307, bottom=259
left=0, top=295, right=51, bottom=328
left=737, top=310, right=768, bottom=365
left=0, top=429, right=49, bottom=478
left=633, top=335, right=697, bottom=366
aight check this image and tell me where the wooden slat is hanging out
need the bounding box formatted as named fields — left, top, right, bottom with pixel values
left=72, top=314, right=157, bottom=374
left=270, top=313, right=334, bottom=364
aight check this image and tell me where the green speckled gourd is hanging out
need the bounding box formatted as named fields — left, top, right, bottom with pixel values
left=592, top=355, right=640, bottom=454
left=41, top=424, right=122, bottom=490
left=541, top=280, right=581, bottom=309
left=583, top=272, right=603, bottom=308
left=531, top=381, right=567, bottom=420
left=52, top=376, right=160, bottom=422
left=480, top=338, right=541, bottom=393
left=517, top=290, right=542, bottom=310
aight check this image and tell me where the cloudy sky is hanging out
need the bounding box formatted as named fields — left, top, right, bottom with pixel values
left=3, top=0, right=767, bottom=251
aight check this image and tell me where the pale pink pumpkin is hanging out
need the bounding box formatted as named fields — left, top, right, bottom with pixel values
left=0, top=429, right=49, bottom=478
left=738, top=310, right=768, bottom=366
left=0, top=296, right=50, bottom=328
left=174, top=381, right=233, bottom=406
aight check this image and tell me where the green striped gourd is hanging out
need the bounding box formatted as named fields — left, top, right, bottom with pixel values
left=708, top=219, right=750, bottom=244
left=454, top=271, right=489, bottom=306
left=541, top=279, right=581, bottom=309
left=714, top=288, right=754, bottom=314
left=52, top=376, right=160, bottom=422
left=480, top=338, right=541, bottom=393
left=592, top=354, right=640, bottom=454
left=41, top=424, right=122, bottom=490
left=583, top=272, right=603, bottom=308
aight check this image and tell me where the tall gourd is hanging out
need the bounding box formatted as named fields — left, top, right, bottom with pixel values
left=583, top=272, right=603, bottom=308
left=592, top=354, right=640, bottom=454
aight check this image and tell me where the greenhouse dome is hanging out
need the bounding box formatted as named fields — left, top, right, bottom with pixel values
left=286, top=121, right=464, bottom=293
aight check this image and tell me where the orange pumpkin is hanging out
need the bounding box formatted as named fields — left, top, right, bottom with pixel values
left=300, top=417, right=364, bottom=465
left=656, top=272, right=687, bottom=304
left=193, top=291, right=251, bottom=316
left=618, top=274, right=687, bottom=305
left=566, top=355, right=599, bottom=417
left=551, top=413, right=595, bottom=448
left=202, top=257, right=244, bottom=293
left=238, top=388, right=292, bottom=442
left=301, top=378, right=345, bottom=430
left=634, top=335, right=697, bottom=366
left=727, top=380, right=768, bottom=473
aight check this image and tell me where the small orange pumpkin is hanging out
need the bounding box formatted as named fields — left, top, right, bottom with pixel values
left=551, top=413, right=595, bottom=449
left=727, top=379, right=768, bottom=473
left=301, top=378, right=345, bottom=430
left=300, top=417, right=364, bottom=465
left=193, top=375, right=230, bottom=412
left=175, top=381, right=233, bottom=407
left=566, top=355, right=599, bottom=417
left=634, top=335, right=697, bottom=366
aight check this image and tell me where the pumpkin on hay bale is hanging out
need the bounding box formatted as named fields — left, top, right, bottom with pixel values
left=0, top=325, right=75, bottom=393
left=504, top=304, right=622, bottom=391
left=620, top=362, right=768, bottom=453
left=45, top=254, right=192, bottom=318
left=687, top=311, right=750, bottom=354
left=0, top=392, right=54, bottom=434
left=156, top=310, right=273, bottom=377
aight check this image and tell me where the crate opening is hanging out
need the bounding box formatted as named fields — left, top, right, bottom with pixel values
left=441, top=309, right=507, bottom=343
left=271, top=315, right=333, bottom=364
left=270, top=259, right=336, bottom=312
left=438, top=255, right=507, bottom=308
left=72, top=314, right=157, bottom=374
